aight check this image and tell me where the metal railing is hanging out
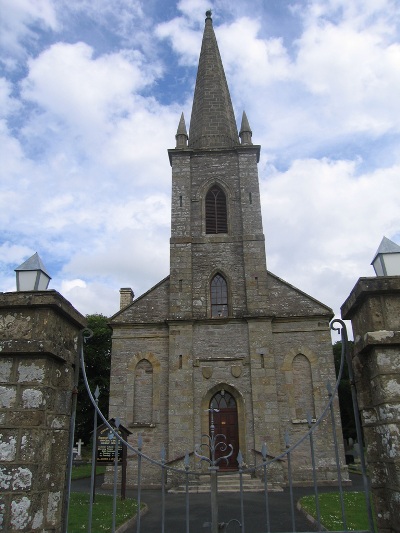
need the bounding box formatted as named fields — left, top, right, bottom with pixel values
left=65, top=319, right=375, bottom=533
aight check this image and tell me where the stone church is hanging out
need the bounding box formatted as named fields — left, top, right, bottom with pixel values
left=108, top=12, right=345, bottom=486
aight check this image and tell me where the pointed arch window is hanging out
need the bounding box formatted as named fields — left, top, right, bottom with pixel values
left=210, top=390, right=236, bottom=409
left=211, top=274, right=228, bottom=317
left=206, top=185, right=228, bottom=234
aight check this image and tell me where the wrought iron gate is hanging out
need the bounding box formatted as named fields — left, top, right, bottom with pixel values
left=65, top=319, right=375, bottom=533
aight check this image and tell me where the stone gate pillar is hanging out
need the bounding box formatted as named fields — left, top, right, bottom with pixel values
left=341, top=276, right=400, bottom=533
left=0, top=290, right=86, bottom=532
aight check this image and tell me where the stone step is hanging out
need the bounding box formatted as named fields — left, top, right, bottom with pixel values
left=169, top=473, right=283, bottom=493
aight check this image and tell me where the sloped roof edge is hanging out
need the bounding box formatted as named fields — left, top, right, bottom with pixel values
left=109, top=275, right=170, bottom=321
left=267, top=270, right=333, bottom=315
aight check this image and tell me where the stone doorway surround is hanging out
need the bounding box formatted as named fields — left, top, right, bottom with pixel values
left=201, top=383, right=246, bottom=467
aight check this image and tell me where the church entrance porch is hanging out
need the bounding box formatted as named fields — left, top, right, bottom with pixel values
left=210, top=390, right=239, bottom=470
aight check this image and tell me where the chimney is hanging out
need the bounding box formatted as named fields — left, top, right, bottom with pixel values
left=120, top=288, right=134, bottom=309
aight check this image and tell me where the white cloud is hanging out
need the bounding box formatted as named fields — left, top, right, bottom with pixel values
left=59, top=278, right=119, bottom=317
left=218, top=18, right=291, bottom=86
left=0, top=243, right=34, bottom=265
left=177, top=0, right=211, bottom=18
left=155, top=17, right=203, bottom=66
left=293, top=4, right=400, bottom=136
left=262, top=157, right=400, bottom=314
left=0, top=0, right=58, bottom=67
left=0, top=78, right=22, bottom=117
left=21, top=43, right=161, bottom=134
left=1, top=0, right=399, bottom=324
left=58, top=0, right=146, bottom=43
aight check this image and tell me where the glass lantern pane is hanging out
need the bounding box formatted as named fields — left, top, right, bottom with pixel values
left=372, top=256, right=384, bottom=276
left=384, top=253, right=400, bottom=275
left=37, top=272, right=50, bottom=290
left=18, top=271, right=37, bottom=291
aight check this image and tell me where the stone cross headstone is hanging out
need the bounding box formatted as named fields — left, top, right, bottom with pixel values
left=76, top=438, right=84, bottom=459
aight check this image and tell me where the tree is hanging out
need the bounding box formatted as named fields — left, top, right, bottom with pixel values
left=332, top=340, right=357, bottom=440
left=75, top=314, right=112, bottom=445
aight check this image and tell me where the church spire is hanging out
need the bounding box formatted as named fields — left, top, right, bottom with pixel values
left=188, top=10, right=239, bottom=149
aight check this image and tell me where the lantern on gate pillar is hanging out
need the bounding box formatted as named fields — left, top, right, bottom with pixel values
left=371, top=236, right=400, bottom=277
left=15, top=252, right=52, bottom=291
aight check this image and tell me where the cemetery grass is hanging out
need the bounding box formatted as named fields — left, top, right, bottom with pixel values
left=299, top=492, right=376, bottom=531
left=68, top=493, right=139, bottom=532
left=71, top=464, right=106, bottom=480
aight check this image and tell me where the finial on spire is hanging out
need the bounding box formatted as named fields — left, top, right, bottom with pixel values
left=175, top=112, right=188, bottom=148
left=239, top=111, right=253, bottom=145
left=205, top=9, right=212, bottom=21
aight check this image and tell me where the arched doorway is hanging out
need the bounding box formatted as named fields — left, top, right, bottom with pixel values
left=210, top=390, right=239, bottom=470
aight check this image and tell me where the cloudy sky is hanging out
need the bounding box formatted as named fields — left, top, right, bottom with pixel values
left=1, top=0, right=400, bottom=334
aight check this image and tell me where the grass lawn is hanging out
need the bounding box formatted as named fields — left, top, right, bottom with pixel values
left=299, top=491, right=376, bottom=531
left=71, top=464, right=106, bottom=480
left=68, top=492, right=139, bottom=532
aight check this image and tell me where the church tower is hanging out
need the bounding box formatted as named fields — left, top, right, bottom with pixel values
left=108, top=11, right=345, bottom=487
left=165, top=10, right=279, bottom=468
left=168, top=10, right=268, bottom=321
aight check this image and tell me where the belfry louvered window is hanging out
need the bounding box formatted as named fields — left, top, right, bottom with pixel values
left=211, top=274, right=228, bottom=317
left=205, top=185, right=228, bottom=234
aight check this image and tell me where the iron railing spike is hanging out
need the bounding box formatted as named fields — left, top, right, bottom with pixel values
left=237, top=449, right=243, bottom=466
left=261, top=441, right=267, bottom=459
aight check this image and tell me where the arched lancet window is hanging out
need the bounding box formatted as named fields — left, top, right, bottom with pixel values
left=292, top=354, right=315, bottom=420
left=134, top=359, right=153, bottom=424
left=210, top=390, right=236, bottom=410
left=211, top=274, right=228, bottom=318
left=206, top=185, right=228, bottom=234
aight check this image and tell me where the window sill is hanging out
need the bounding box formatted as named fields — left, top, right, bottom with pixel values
left=129, top=422, right=155, bottom=428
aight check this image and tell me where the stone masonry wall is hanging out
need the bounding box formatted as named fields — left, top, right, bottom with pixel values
left=0, top=291, right=86, bottom=532
left=107, top=323, right=169, bottom=487
left=273, top=319, right=346, bottom=483
left=342, top=276, right=400, bottom=533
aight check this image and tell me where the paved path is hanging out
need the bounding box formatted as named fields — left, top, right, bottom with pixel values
left=71, top=473, right=365, bottom=533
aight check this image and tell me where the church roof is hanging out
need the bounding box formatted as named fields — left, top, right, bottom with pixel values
left=188, top=10, right=239, bottom=150
left=111, top=271, right=333, bottom=325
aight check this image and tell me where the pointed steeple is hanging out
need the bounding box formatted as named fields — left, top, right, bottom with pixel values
left=239, top=111, right=253, bottom=145
left=175, top=112, right=188, bottom=148
left=188, top=11, right=239, bottom=149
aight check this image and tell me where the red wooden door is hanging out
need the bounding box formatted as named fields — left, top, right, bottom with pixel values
left=210, top=391, right=239, bottom=470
